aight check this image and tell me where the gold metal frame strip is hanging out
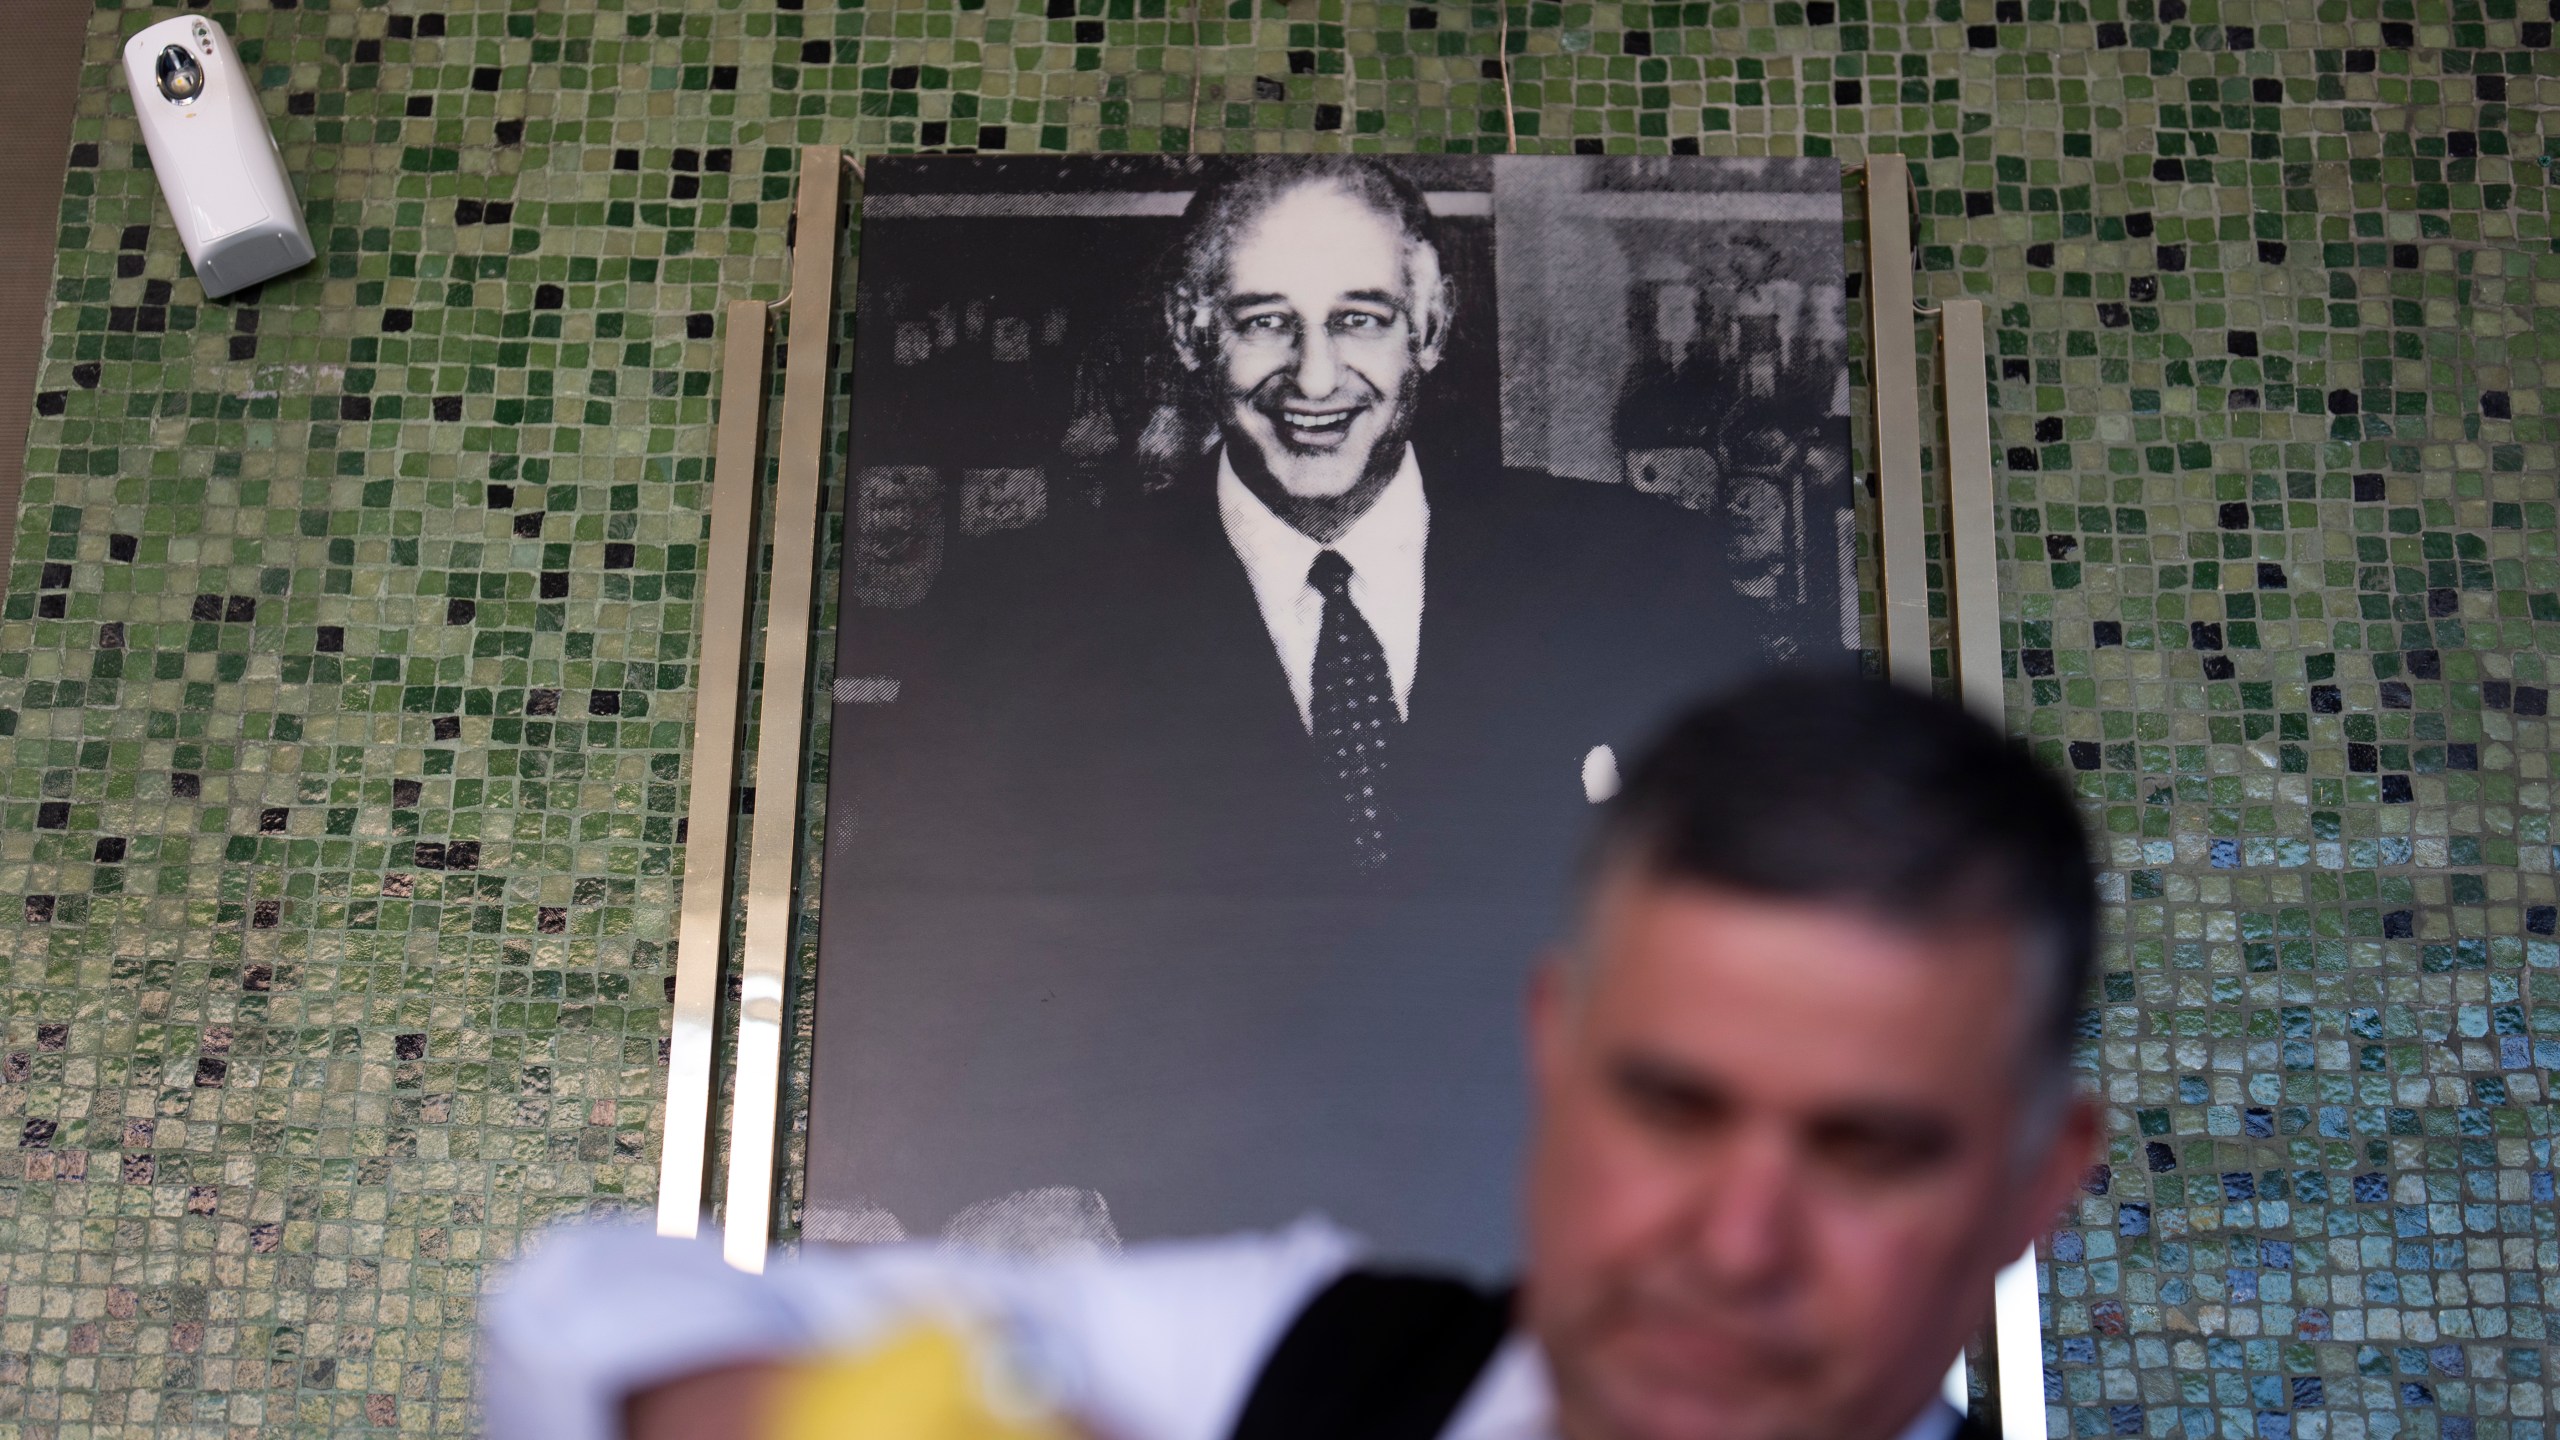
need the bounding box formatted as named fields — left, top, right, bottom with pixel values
left=1937, top=295, right=2046, bottom=1440
left=1939, top=298, right=2001, bottom=724
left=1862, top=154, right=1930, bottom=689
left=721, top=146, right=843, bottom=1272
left=656, top=300, right=772, bottom=1239
left=1993, top=1248, right=2045, bottom=1440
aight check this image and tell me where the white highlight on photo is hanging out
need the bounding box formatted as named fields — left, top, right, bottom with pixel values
left=1581, top=744, right=1619, bottom=804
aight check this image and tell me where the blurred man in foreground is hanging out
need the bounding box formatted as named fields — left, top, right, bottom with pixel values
left=484, top=674, right=2100, bottom=1440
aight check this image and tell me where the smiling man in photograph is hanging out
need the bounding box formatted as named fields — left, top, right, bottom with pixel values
left=1169, top=162, right=1454, bottom=869
left=842, top=155, right=1775, bottom=896
left=809, top=156, right=1817, bottom=1261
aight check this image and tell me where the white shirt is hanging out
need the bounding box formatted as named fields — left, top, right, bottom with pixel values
left=1216, top=445, right=1429, bottom=732
left=1448, top=1335, right=1961, bottom=1440
left=480, top=1218, right=1965, bottom=1440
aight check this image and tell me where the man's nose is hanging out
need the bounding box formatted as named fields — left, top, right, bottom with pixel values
left=1292, top=328, right=1342, bottom=400
left=1684, top=1131, right=1803, bottom=1294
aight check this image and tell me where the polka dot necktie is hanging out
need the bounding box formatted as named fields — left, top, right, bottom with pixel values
left=1307, top=549, right=1398, bottom=870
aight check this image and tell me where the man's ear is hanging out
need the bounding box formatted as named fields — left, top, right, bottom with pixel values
left=2009, top=1090, right=2102, bottom=1256
left=1413, top=273, right=1454, bottom=374
left=1167, top=287, right=1208, bottom=374
left=1527, top=958, right=1570, bottom=1092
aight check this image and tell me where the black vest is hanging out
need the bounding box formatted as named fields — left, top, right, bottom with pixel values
left=1229, top=1269, right=1999, bottom=1440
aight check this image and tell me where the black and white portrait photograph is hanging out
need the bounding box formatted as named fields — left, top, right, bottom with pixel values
left=806, top=153, right=1856, bottom=1268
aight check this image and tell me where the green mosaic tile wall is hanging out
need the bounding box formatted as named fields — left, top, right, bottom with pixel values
left=0, top=0, right=2553, bottom=1435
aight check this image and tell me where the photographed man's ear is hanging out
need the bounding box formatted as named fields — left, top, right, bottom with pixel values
left=1167, top=285, right=1213, bottom=374
left=1411, top=262, right=1455, bottom=375
left=1524, top=953, right=1578, bottom=1098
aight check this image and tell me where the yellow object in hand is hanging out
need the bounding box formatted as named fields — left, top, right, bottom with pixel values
left=761, top=1323, right=1079, bottom=1440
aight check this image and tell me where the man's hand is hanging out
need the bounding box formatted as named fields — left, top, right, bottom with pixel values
left=625, top=1362, right=788, bottom=1440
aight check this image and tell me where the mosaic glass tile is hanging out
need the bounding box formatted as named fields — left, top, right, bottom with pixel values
left=0, top=0, right=2550, bottom=1435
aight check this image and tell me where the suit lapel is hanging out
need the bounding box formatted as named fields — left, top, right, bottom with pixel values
left=1111, top=472, right=1356, bottom=881
left=1402, top=459, right=1487, bottom=739
left=1149, top=468, right=1317, bottom=758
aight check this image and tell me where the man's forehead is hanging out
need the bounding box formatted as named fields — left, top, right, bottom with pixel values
left=1216, top=180, right=1418, bottom=295
left=1579, top=876, right=2038, bottom=1075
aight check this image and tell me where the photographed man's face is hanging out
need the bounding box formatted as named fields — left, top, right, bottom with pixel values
left=1182, top=181, right=1448, bottom=522
left=1524, top=878, right=2097, bottom=1440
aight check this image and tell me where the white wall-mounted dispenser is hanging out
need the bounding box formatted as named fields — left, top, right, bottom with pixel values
left=120, top=14, right=315, bottom=299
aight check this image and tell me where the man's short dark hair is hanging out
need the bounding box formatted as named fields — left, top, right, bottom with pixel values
left=1590, top=673, right=2096, bottom=1072
left=1166, top=155, right=1442, bottom=315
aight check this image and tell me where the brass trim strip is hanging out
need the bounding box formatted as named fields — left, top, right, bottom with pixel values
left=1861, top=155, right=1930, bottom=688
left=721, top=146, right=844, bottom=1273
left=1938, top=297, right=2045, bottom=1440
left=1994, top=1248, right=2044, bottom=1440
left=656, top=300, right=772, bottom=1240
left=1939, top=298, right=2002, bottom=724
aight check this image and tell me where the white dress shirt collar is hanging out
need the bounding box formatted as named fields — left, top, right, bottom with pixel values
left=1445, top=1332, right=1969, bottom=1440
left=1215, top=444, right=1429, bottom=732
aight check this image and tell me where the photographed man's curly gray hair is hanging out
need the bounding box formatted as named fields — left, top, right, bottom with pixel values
left=1162, top=156, right=1454, bottom=367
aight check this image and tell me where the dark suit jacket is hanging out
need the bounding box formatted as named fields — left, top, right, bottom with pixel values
left=833, top=458, right=1812, bottom=896
left=1225, top=1264, right=1997, bottom=1440
left=806, top=457, right=1847, bottom=1263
